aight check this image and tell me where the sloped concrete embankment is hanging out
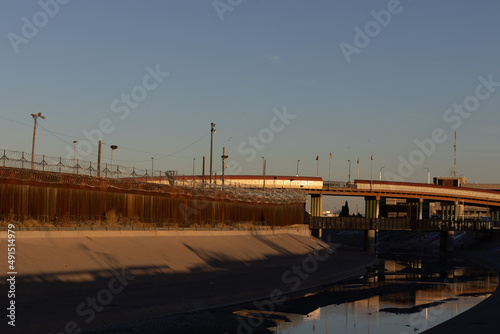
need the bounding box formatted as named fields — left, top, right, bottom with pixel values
left=0, top=227, right=378, bottom=333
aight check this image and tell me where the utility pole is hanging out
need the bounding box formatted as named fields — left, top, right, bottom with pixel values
left=202, top=156, right=205, bottom=186
left=210, top=123, right=216, bottom=184
left=31, top=112, right=45, bottom=169
left=151, top=157, right=154, bottom=178
left=221, top=147, right=228, bottom=185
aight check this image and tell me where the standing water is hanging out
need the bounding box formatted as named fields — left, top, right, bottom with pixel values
left=236, top=254, right=497, bottom=334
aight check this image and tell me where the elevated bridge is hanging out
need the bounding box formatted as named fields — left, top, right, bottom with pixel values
left=307, top=180, right=500, bottom=221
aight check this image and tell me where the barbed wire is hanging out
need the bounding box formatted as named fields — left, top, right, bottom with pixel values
left=0, top=149, right=307, bottom=205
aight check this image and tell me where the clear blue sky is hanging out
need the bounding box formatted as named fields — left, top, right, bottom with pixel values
left=1, top=0, right=499, bottom=188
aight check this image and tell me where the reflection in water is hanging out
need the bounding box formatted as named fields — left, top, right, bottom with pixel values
left=265, top=257, right=497, bottom=334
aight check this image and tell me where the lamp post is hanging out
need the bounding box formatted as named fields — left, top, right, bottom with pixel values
left=73, top=140, right=78, bottom=162
left=424, top=168, right=430, bottom=184
left=210, top=123, right=216, bottom=184
left=296, top=160, right=300, bottom=177
left=151, top=157, right=154, bottom=177
left=31, top=112, right=45, bottom=169
left=379, top=166, right=385, bottom=181
left=347, top=160, right=351, bottom=183
left=193, top=158, right=195, bottom=176
left=110, top=145, right=118, bottom=177
left=221, top=148, right=228, bottom=185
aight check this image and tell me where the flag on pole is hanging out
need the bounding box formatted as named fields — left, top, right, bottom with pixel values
left=316, top=155, right=319, bottom=160
left=329, top=152, right=332, bottom=159
left=357, top=157, right=359, bottom=164
left=371, top=154, right=373, bottom=160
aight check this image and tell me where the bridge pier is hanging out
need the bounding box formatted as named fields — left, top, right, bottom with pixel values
left=365, top=197, right=380, bottom=218
left=442, top=203, right=458, bottom=221
left=311, top=194, right=323, bottom=238
left=440, top=231, right=455, bottom=252
left=364, top=229, right=376, bottom=252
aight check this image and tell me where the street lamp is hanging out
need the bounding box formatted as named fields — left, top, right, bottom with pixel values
left=423, top=168, right=430, bottom=184
left=210, top=123, right=216, bottom=184
left=347, top=160, right=351, bottom=183
left=151, top=157, right=154, bottom=177
left=31, top=112, right=45, bottom=169
left=379, top=166, right=385, bottom=181
left=73, top=140, right=78, bottom=162
left=110, top=145, right=118, bottom=177
left=296, top=160, right=300, bottom=177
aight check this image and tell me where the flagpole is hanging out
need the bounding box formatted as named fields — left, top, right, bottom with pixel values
left=328, top=153, right=331, bottom=185
left=370, top=154, right=373, bottom=191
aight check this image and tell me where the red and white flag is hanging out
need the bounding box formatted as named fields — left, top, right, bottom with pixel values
left=329, top=152, right=332, bottom=159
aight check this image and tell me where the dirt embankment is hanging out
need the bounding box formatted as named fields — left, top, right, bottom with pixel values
left=0, top=228, right=378, bottom=334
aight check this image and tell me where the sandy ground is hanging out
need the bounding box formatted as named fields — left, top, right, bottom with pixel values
left=0, top=230, right=378, bottom=333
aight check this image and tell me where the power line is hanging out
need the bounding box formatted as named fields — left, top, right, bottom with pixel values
left=0, top=115, right=210, bottom=163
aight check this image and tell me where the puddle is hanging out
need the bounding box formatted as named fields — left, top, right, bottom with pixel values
left=236, top=255, right=498, bottom=334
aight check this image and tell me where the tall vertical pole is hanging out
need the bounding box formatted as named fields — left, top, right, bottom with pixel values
left=296, top=160, right=300, bottom=177
left=263, top=159, right=267, bottom=190
left=97, top=140, right=102, bottom=177
left=73, top=141, right=77, bottom=162
left=357, top=156, right=360, bottom=180
left=370, top=154, right=373, bottom=191
left=316, top=155, right=319, bottom=177
left=221, top=147, right=228, bottom=185
left=454, top=131, right=457, bottom=178
left=151, top=157, right=154, bottom=178
left=193, top=158, right=195, bottom=176
left=348, top=160, right=351, bottom=183
left=31, top=117, right=37, bottom=169
left=31, top=113, right=45, bottom=169
left=328, top=153, right=331, bottom=185
left=210, top=123, right=216, bottom=184
left=202, top=156, right=205, bottom=185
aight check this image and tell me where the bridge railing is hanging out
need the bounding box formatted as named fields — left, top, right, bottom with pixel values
left=310, top=216, right=494, bottom=232
left=323, top=181, right=355, bottom=189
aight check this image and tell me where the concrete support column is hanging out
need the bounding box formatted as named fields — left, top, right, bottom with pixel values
left=440, top=230, right=455, bottom=252
left=418, top=199, right=424, bottom=220
left=365, top=200, right=371, bottom=218
left=311, top=194, right=323, bottom=239
left=443, top=205, right=449, bottom=220
left=311, top=194, right=323, bottom=217
left=365, top=197, right=380, bottom=219
left=364, top=229, right=376, bottom=252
